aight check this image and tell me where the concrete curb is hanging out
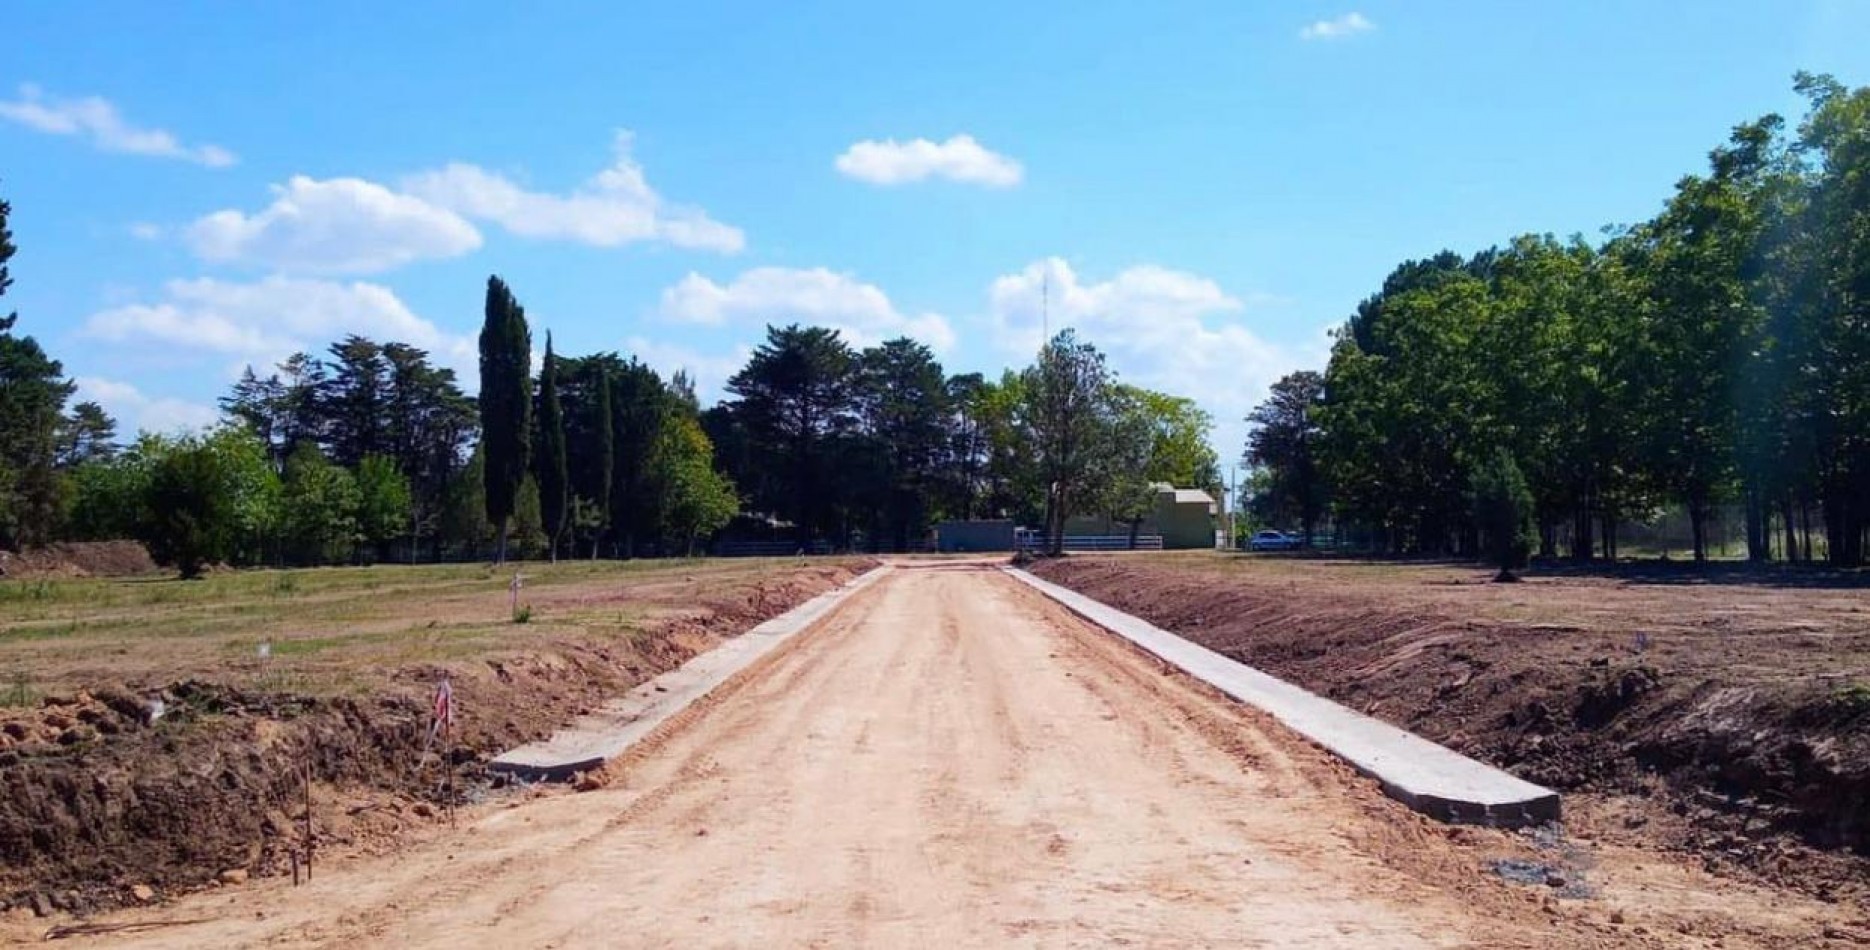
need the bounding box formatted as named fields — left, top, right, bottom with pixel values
left=1005, top=568, right=1560, bottom=827
left=489, top=566, right=891, bottom=781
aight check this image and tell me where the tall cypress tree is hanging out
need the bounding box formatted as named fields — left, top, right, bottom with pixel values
left=590, top=369, right=614, bottom=558
left=535, top=333, right=569, bottom=562
left=478, top=275, right=531, bottom=563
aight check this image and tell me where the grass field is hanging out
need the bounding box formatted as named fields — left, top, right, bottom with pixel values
left=0, top=557, right=872, bottom=703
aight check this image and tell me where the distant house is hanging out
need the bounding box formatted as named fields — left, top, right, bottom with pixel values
left=1062, top=483, right=1219, bottom=549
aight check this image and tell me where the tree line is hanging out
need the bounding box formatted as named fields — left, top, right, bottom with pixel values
left=2, top=181, right=1221, bottom=573
left=1246, top=74, right=1870, bottom=567
left=56, top=277, right=739, bottom=575
left=701, top=325, right=1219, bottom=555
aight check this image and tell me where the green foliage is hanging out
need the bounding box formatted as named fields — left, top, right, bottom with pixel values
left=609, top=359, right=672, bottom=556
left=478, top=275, right=532, bottom=561
left=1245, top=371, right=1326, bottom=541
left=353, top=454, right=412, bottom=556
left=281, top=442, right=360, bottom=565
left=722, top=325, right=856, bottom=539
left=510, top=474, right=547, bottom=560
left=1303, top=75, right=1870, bottom=567
left=1471, top=449, right=1535, bottom=579
left=0, top=191, right=74, bottom=548
left=534, top=334, right=569, bottom=558
left=57, top=401, right=117, bottom=467
left=651, top=413, right=738, bottom=554
left=439, top=445, right=492, bottom=557
left=1019, top=330, right=1123, bottom=555
left=142, top=435, right=246, bottom=577
left=558, top=358, right=614, bottom=556
left=852, top=338, right=950, bottom=549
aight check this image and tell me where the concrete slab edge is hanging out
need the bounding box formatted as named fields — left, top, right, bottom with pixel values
left=489, top=565, right=892, bottom=781
left=1005, top=567, right=1560, bottom=828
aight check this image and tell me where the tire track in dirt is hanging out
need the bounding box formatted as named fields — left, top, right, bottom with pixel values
left=59, top=564, right=1598, bottom=949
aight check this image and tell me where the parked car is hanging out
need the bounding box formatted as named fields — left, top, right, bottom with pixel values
left=1247, top=530, right=1301, bottom=552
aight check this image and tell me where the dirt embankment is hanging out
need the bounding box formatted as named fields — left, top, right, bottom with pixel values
left=1029, top=556, right=1870, bottom=905
left=0, top=562, right=870, bottom=919
left=0, top=542, right=157, bottom=579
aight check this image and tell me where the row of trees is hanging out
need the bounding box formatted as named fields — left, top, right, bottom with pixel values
left=475, top=276, right=736, bottom=564
left=1246, top=74, right=1870, bottom=566
left=703, top=325, right=1220, bottom=554
left=4, top=179, right=1220, bottom=572
left=40, top=281, right=737, bottom=573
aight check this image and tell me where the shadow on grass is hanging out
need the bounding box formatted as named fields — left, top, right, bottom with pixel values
left=1526, top=558, right=1870, bottom=590
left=1228, top=548, right=1870, bottom=589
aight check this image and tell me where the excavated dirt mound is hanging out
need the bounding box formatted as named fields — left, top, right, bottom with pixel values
left=1030, top=556, right=1870, bottom=906
left=0, top=562, right=869, bottom=918
left=0, top=542, right=158, bottom=579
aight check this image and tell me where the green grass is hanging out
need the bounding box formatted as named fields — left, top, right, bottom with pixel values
left=2, top=670, right=36, bottom=708
left=1836, top=682, right=1870, bottom=712
left=0, top=556, right=858, bottom=700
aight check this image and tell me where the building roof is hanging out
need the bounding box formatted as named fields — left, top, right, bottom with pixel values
left=1149, top=482, right=1214, bottom=505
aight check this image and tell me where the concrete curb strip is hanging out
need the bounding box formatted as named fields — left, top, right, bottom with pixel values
left=489, top=566, right=891, bottom=781
left=1005, top=567, right=1560, bottom=827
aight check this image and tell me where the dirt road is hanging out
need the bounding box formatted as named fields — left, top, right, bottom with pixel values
left=43, top=565, right=1836, bottom=948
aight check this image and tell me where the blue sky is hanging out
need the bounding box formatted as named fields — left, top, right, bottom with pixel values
left=5, top=2, right=1867, bottom=464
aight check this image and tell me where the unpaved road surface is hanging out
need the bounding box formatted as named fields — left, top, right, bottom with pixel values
left=45, top=565, right=1851, bottom=948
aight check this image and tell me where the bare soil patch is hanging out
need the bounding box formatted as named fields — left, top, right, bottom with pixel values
left=33, top=565, right=1858, bottom=948
left=0, top=541, right=158, bottom=579
left=0, top=557, right=871, bottom=919
left=1029, top=553, right=1870, bottom=908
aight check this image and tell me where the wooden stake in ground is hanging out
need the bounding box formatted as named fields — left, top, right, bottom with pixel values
left=302, top=759, right=314, bottom=881
left=429, top=676, right=456, bottom=827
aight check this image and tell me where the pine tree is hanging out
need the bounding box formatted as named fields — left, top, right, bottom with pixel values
left=478, top=276, right=532, bottom=563
left=0, top=190, right=73, bottom=548
left=589, top=369, right=614, bottom=558
left=535, top=333, right=569, bottom=561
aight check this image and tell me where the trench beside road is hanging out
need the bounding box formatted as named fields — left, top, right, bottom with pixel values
left=68, top=564, right=1556, bottom=948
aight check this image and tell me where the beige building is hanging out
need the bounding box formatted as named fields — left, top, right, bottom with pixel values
left=1062, top=483, right=1219, bottom=549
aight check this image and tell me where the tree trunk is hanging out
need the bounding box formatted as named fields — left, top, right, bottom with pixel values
left=495, top=519, right=510, bottom=565
left=1779, top=495, right=1795, bottom=561
left=1745, top=490, right=1768, bottom=562
left=1688, top=501, right=1708, bottom=563
left=1804, top=501, right=1820, bottom=564
left=1572, top=507, right=1593, bottom=562
left=1046, top=488, right=1066, bottom=556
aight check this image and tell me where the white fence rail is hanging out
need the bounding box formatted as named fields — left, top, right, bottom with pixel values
left=1016, top=534, right=1164, bottom=552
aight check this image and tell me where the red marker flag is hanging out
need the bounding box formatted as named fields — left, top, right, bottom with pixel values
left=431, top=677, right=454, bottom=734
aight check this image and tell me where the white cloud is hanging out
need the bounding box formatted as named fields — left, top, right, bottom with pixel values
left=73, top=376, right=217, bottom=436
left=185, top=176, right=482, bottom=274
left=658, top=266, right=954, bottom=352
left=127, top=222, right=164, bottom=241
left=1300, top=12, right=1375, bottom=40
left=624, top=336, right=753, bottom=407
left=0, top=84, right=236, bottom=167
left=405, top=131, right=744, bottom=253
left=986, top=258, right=1324, bottom=465
left=834, top=135, right=1023, bottom=187
left=81, top=276, right=476, bottom=376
